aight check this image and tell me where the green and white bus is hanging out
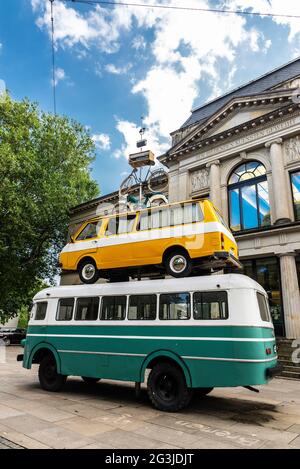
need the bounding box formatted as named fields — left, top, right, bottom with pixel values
left=19, top=274, right=280, bottom=411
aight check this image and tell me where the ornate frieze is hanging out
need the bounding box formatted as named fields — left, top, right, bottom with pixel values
left=190, top=168, right=209, bottom=192
left=285, top=136, right=300, bottom=162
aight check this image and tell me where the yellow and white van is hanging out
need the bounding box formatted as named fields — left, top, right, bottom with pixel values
left=59, top=199, right=240, bottom=283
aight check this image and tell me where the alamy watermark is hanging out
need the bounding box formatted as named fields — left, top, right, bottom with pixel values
left=292, top=339, right=300, bottom=364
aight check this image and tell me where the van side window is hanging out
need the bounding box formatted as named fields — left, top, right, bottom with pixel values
left=35, top=302, right=48, bottom=320
left=257, top=292, right=270, bottom=322
left=100, top=296, right=126, bottom=320
left=56, top=298, right=74, bottom=321
left=159, top=293, right=190, bottom=320
left=75, top=297, right=99, bottom=321
left=128, top=295, right=157, bottom=320
left=193, top=291, right=228, bottom=320
left=76, top=221, right=101, bottom=241
left=105, top=215, right=136, bottom=236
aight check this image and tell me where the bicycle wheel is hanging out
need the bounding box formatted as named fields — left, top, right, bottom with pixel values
left=146, top=193, right=168, bottom=208
left=119, top=171, right=137, bottom=197
left=148, top=168, right=169, bottom=193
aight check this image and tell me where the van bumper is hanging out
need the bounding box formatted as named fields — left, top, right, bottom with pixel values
left=266, top=364, right=282, bottom=379
left=213, top=251, right=242, bottom=269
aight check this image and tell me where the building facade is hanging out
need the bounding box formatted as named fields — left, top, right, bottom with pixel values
left=66, top=59, right=300, bottom=339
left=159, top=59, right=300, bottom=339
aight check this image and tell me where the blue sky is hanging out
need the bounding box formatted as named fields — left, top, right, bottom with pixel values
left=1, top=0, right=300, bottom=196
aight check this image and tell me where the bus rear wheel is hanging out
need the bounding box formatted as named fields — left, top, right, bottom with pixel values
left=38, top=355, right=67, bottom=392
left=147, top=362, right=192, bottom=412
left=79, top=259, right=99, bottom=284
left=81, top=377, right=101, bottom=385
left=164, top=250, right=192, bottom=278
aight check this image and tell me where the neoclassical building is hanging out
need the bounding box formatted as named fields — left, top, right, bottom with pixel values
left=67, top=58, right=300, bottom=340
left=159, top=58, right=300, bottom=339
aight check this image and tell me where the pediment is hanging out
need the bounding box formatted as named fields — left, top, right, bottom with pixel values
left=203, top=104, right=284, bottom=138
left=168, top=90, right=295, bottom=157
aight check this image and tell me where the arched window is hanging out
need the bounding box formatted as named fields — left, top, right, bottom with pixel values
left=228, top=161, right=270, bottom=232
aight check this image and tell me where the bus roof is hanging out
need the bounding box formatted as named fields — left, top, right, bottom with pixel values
left=34, top=274, right=265, bottom=300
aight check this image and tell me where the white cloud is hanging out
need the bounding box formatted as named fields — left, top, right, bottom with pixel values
left=32, top=0, right=300, bottom=160
left=92, top=133, right=111, bottom=151
left=0, top=43, right=2, bottom=53
left=132, top=35, right=147, bottom=50
left=105, top=63, right=132, bottom=75
left=52, top=67, right=66, bottom=86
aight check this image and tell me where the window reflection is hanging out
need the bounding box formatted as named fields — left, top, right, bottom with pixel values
left=228, top=161, right=270, bottom=232
left=291, top=171, right=300, bottom=221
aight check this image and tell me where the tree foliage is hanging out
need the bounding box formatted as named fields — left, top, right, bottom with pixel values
left=0, top=95, right=99, bottom=321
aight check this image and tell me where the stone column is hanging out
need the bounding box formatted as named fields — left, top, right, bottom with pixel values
left=178, top=170, right=189, bottom=201
left=207, top=160, right=221, bottom=210
left=279, top=253, right=300, bottom=339
left=265, top=138, right=291, bottom=224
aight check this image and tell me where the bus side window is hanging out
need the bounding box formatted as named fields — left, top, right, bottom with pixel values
left=35, top=302, right=48, bottom=320
left=56, top=298, right=74, bottom=321
left=257, top=292, right=270, bottom=322
left=75, top=297, right=99, bottom=321
left=76, top=221, right=102, bottom=241
left=159, top=293, right=190, bottom=320
left=128, top=295, right=157, bottom=320
left=100, top=296, right=126, bottom=320
left=118, top=215, right=136, bottom=234
left=193, top=291, right=228, bottom=320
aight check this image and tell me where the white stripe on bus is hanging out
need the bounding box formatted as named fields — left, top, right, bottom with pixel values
left=57, top=349, right=277, bottom=363
left=26, top=333, right=275, bottom=343
left=62, top=221, right=236, bottom=253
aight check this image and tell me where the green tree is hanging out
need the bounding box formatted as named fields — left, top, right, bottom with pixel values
left=0, top=95, right=99, bottom=322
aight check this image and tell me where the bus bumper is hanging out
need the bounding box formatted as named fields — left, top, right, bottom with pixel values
left=266, top=364, right=282, bottom=379
left=213, top=251, right=242, bottom=269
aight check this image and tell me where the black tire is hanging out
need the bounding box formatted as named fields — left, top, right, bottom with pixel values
left=147, top=362, right=192, bottom=412
left=196, top=387, right=214, bottom=397
left=38, top=355, right=67, bottom=392
left=78, top=259, right=99, bottom=284
left=81, top=377, right=101, bottom=385
left=164, top=250, right=192, bottom=278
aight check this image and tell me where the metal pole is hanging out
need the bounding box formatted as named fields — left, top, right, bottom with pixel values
left=49, top=0, right=57, bottom=115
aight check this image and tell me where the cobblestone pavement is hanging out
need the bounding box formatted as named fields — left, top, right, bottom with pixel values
left=0, top=346, right=300, bottom=449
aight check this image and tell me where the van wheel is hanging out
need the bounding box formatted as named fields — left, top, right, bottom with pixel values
left=38, top=355, right=67, bottom=392
left=79, top=259, right=99, bottom=284
left=164, top=250, right=192, bottom=278
left=196, top=387, right=214, bottom=397
left=147, top=362, right=192, bottom=412
left=82, top=377, right=101, bottom=385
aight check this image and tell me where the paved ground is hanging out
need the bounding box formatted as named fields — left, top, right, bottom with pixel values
left=0, top=346, right=300, bottom=449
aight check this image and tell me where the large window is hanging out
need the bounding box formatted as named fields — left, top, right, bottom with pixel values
left=242, top=258, right=284, bottom=336
left=75, top=297, right=99, bottom=321
left=193, top=291, right=228, bottom=320
left=128, top=295, right=157, bottom=320
left=291, top=171, right=300, bottom=221
left=228, top=161, right=270, bottom=232
left=159, top=293, right=190, bottom=320
left=56, top=298, right=74, bottom=321
left=100, top=296, right=126, bottom=320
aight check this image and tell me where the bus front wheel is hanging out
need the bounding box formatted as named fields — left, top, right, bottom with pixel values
left=164, top=250, right=192, bottom=278
left=38, top=355, right=67, bottom=392
left=147, top=362, right=192, bottom=412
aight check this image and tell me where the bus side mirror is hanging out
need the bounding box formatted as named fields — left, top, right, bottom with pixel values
left=70, top=235, right=75, bottom=244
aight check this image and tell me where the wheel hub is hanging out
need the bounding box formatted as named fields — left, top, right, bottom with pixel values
left=82, top=264, right=95, bottom=280
left=170, top=255, right=187, bottom=273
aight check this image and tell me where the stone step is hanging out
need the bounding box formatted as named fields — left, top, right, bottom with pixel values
left=279, top=364, right=300, bottom=373
left=278, top=360, right=300, bottom=368
left=280, top=370, right=300, bottom=380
